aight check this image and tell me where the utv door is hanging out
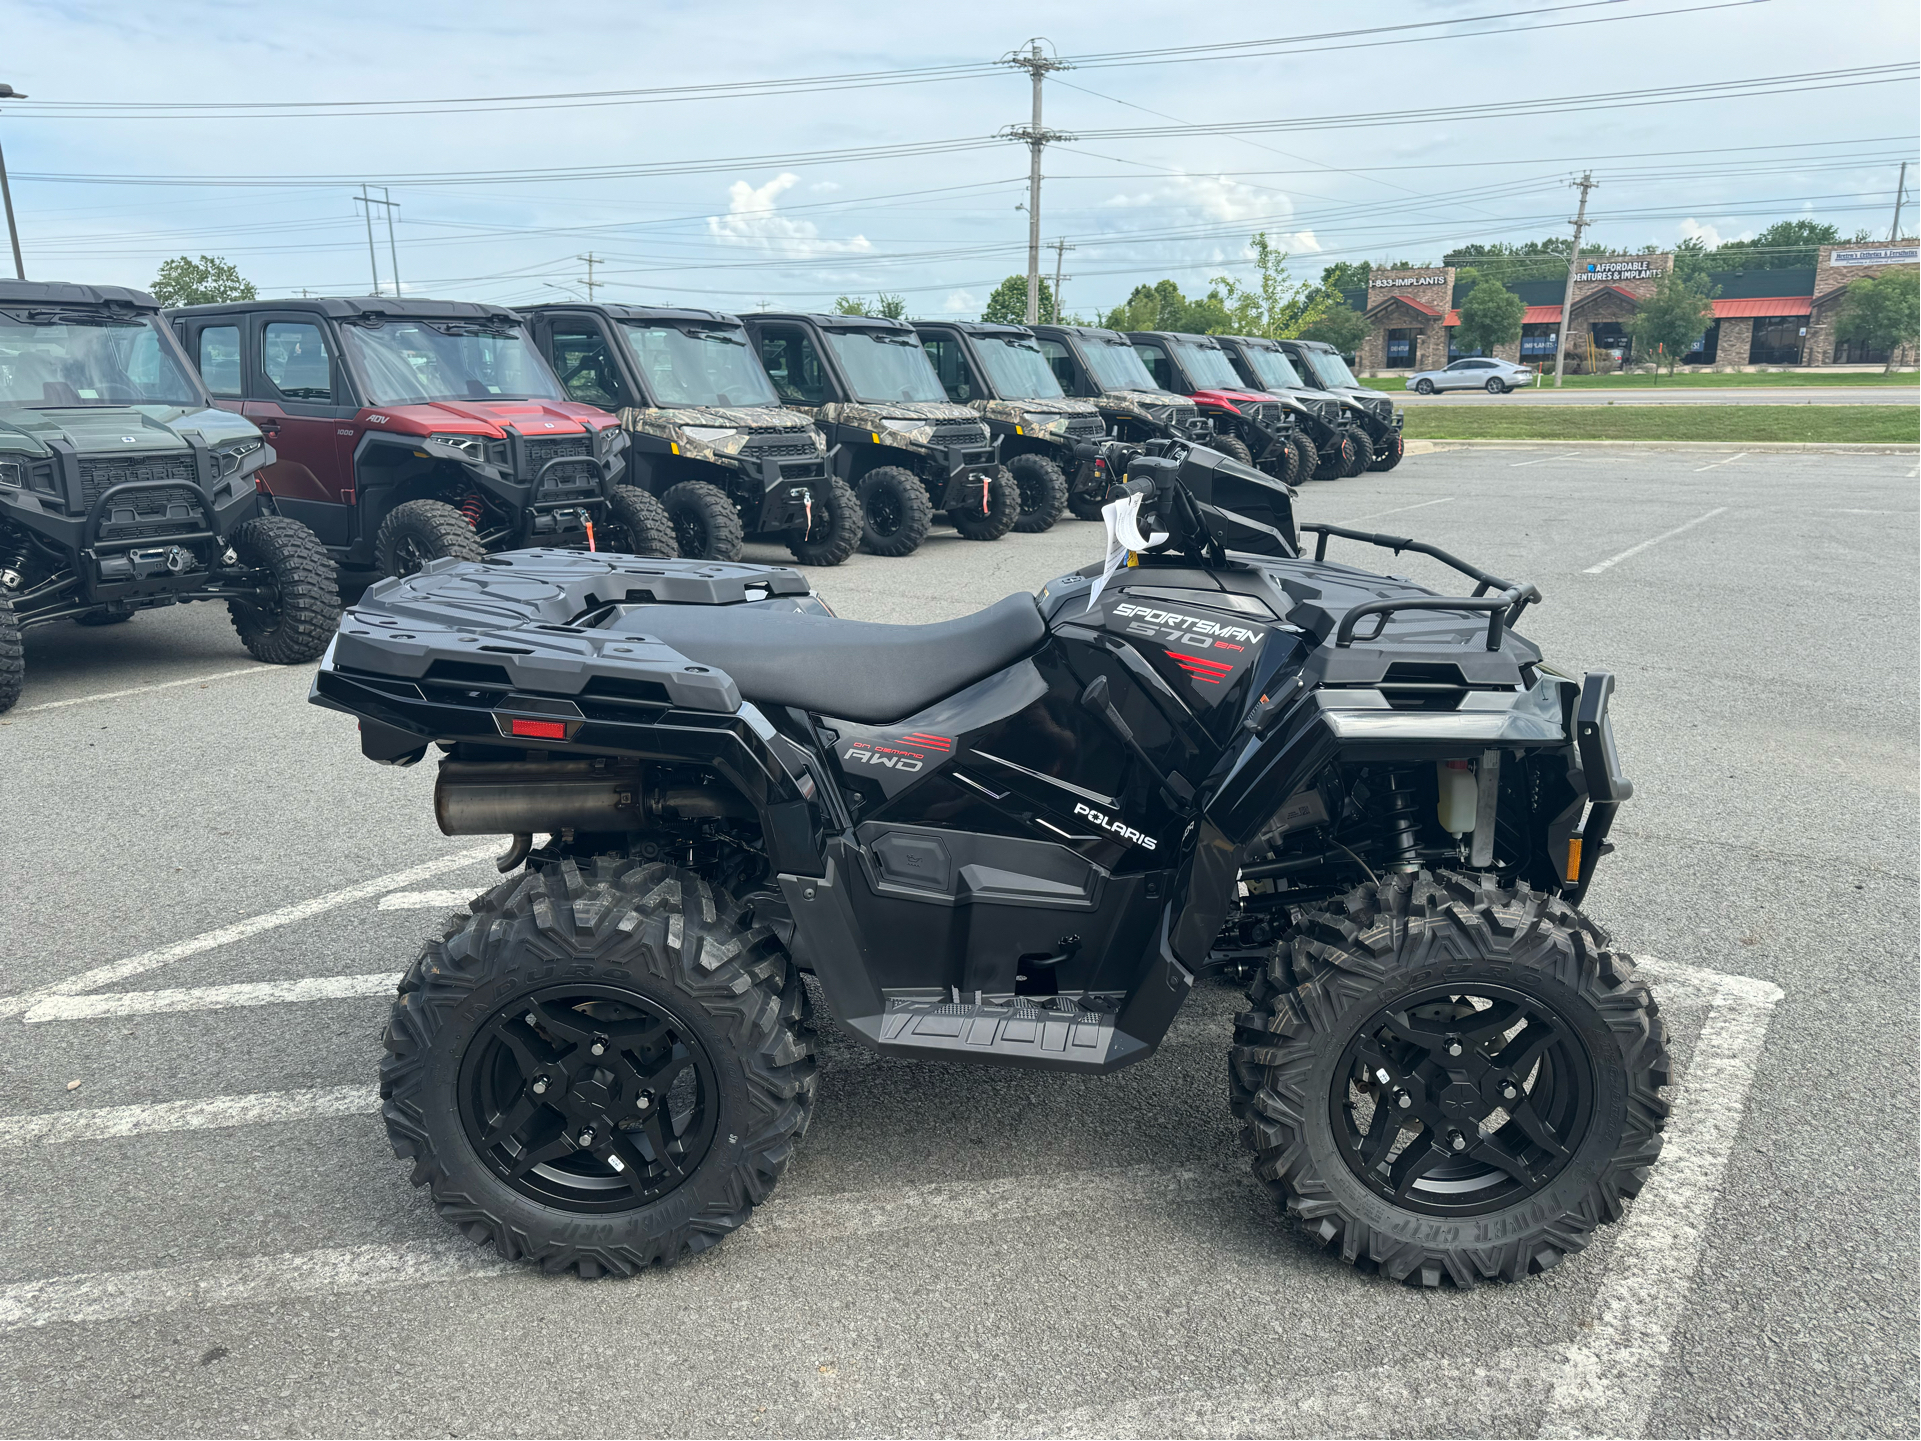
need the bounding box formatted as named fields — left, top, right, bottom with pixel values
left=1131, top=339, right=1178, bottom=393
left=240, top=315, right=358, bottom=550
left=538, top=316, right=638, bottom=413
left=918, top=329, right=984, bottom=405
left=754, top=323, right=834, bottom=409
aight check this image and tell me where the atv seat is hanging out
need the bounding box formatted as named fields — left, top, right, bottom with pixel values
left=604, top=593, right=1046, bottom=725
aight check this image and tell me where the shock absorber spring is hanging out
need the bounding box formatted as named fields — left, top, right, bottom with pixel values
left=458, top=491, right=485, bottom=529
left=0, top=530, right=32, bottom=592
left=1378, top=769, right=1426, bottom=872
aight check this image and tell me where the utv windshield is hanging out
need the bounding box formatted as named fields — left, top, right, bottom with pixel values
left=341, top=320, right=564, bottom=405
left=1236, top=342, right=1308, bottom=391
left=1168, top=337, right=1246, bottom=390
left=823, top=328, right=948, bottom=404
left=621, top=322, right=778, bottom=408
left=1296, top=347, right=1362, bottom=390
left=1080, top=335, right=1159, bottom=392
left=0, top=313, right=202, bottom=408
left=972, top=334, right=1065, bottom=400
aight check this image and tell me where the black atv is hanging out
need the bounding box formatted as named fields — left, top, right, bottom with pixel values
left=316, top=440, right=1665, bottom=1288
left=1, top=281, right=341, bottom=713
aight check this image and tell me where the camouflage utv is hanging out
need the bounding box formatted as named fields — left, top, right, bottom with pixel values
left=741, top=312, right=1014, bottom=557
left=525, top=304, right=858, bottom=565
left=914, top=320, right=1108, bottom=533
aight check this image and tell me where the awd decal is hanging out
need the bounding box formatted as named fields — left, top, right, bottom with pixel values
left=1073, top=802, right=1158, bottom=852
left=841, top=732, right=953, bottom=773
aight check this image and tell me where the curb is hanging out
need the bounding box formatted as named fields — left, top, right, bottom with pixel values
left=1402, top=439, right=1917, bottom=455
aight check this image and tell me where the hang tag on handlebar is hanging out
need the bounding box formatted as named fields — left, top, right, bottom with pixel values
left=1087, top=492, right=1166, bottom=611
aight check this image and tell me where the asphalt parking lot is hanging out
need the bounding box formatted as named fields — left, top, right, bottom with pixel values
left=2, top=447, right=1916, bottom=1438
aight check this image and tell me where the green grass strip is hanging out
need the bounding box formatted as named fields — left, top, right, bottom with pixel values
left=1401, top=405, right=1919, bottom=443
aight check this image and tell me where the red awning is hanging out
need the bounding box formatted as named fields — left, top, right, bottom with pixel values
left=1521, top=305, right=1564, bottom=324
left=1710, top=296, right=1812, bottom=318
left=1444, top=309, right=1460, bottom=326
left=1373, top=294, right=1441, bottom=317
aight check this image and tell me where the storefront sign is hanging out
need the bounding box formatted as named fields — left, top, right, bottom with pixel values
left=1368, top=273, right=1448, bottom=288
left=1831, top=246, right=1919, bottom=267
left=1580, top=259, right=1659, bottom=281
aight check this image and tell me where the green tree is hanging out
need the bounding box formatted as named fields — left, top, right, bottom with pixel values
left=1451, top=277, right=1526, bottom=359
left=151, top=255, right=257, bottom=307
left=1097, top=278, right=1234, bottom=334
left=1296, top=302, right=1369, bottom=356
left=1211, top=233, right=1335, bottom=339
left=1707, top=220, right=1867, bottom=271
left=1626, top=272, right=1717, bottom=375
left=1442, top=238, right=1570, bottom=286
left=1833, top=273, right=1921, bottom=373
left=981, top=275, right=1057, bottom=325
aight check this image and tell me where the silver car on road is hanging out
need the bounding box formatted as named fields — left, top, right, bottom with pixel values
left=1404, top=357, right=1537, bottom=395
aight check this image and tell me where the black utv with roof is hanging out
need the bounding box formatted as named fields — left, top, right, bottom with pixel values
left=1273, top=338, right=1407, bottom=473
left=0, top=281, right=340, bottom=713
left=914, top=320, right=1109, bottom=533
left=316, top=430, right=1666, bottom=1291
left=1213, top=334, right=1379, bottom=480
left=741, top=312, right=1015, bottom=557
left=169, top=297, right=658, bottom=579
left=1028, top=322, right=1214, bottom=449
left=1124, top=329, right=1309, bottom=484
left=524, top=304, right=858, bottom=567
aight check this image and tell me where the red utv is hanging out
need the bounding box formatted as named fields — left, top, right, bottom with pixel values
left=168, top=298, right=668, bottom=576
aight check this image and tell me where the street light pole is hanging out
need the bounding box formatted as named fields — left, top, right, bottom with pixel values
left=0, top=84, right=29, bottom=281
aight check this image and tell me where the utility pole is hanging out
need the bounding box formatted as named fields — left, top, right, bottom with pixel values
left=582, top=253, right=598, bottom=302
left=380, top=186, right=400, bottom=295
left=1552, top=171, right=1597, bottom=389
left=0, top=83, right=28, bottom=280
left=1049, top=237, right=1075, bottom=323
left=1889, top=160, right=1909, bottom=242
left=356, top=184, right=382, bottom=296
left=1001, top=40, right=1072, bottom=325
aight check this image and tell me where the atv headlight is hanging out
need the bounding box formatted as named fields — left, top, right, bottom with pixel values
left=679, top=426, right=737, bottom=445
left=0, top=459, right=24, bottom=489
left=213, top=438, right=265, bottom=477
left=427, top=433, right=488, bottom=463
left=878, top=418, right=926, bottom=435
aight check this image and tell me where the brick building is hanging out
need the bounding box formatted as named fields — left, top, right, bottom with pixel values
left=1351, top=242, right=1917, bottom=372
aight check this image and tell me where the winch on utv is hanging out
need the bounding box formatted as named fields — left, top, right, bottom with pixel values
left=314, top=433, right=1666, bottom=1289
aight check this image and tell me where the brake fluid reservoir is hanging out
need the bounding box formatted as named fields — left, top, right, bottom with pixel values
left=1437, top=759, right=1477, bottom=836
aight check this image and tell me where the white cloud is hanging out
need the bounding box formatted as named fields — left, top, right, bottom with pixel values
left=941, top=289, right=980, bottom=314
left=707, top=174, right=872, bottom=258
left=809, top=181, right=842, bottom=193
left=1678, top=218, right=1752, bottom=250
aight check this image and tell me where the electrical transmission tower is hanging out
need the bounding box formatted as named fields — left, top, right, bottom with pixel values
left=1000, top=40, right=1073, bottom=325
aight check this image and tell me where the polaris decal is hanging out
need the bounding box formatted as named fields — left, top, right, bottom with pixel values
left=1073, top=802, right=1158, bottom=852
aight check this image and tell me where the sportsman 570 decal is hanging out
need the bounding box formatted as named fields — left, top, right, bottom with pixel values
left=1105, top=599, right=1267, bottom=692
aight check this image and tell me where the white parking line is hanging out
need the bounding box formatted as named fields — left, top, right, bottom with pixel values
left=0, top=844, right=499, bottom=1020
left=1583, top=507, right=1729, bottom=575
left=1691, top=451, right=1748, bottom=473
left=8, top=665, right=274, bottom=715
left=23, top=974, right=402, bottom=1024
left=377, top=889, right=480, bottom=912
left=1329, top=496, right=1454, bottom=524
left=0, top=1085, right=378, bottom=1148
left=1509, top=451, right=1582, bottom=468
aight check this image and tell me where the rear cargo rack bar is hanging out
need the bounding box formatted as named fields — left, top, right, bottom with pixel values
left=1300, top=522, right=1541, bottom=652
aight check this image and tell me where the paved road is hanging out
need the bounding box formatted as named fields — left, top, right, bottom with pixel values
left=2, top=452, right=1916, bottom=1438
left=1392, top=385, right=1918, bottom=407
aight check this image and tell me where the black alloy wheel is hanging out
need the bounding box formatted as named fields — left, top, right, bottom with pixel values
left=1331, top=984, right=1593, bottom=1216
left=458, top=983, right=720, bottom=1213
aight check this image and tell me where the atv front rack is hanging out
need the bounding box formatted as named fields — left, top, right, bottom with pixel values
left=1299, top=522, right=1541, bottom=652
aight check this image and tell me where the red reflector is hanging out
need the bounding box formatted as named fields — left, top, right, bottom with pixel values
left=508, top=718, right=568, bottom=740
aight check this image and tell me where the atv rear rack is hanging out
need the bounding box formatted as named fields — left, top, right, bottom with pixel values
left=1300, top=522, right=1541, bottom=651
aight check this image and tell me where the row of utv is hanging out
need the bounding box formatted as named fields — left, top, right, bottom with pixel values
left=0, top=277, right=1401, bottom=710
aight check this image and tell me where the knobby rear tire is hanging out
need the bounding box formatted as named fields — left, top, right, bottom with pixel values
left=602, top=485, right=678, bottom=559
left=380, top=858, right=817, bottom=1278
left=661, top=481, right=745, bottom=562
left=227, top=515, right=342, bottom=665
left=1229, top=870, right=1669, bottom=1288
left=0, top=596, right=21, bottom=714
left=374, top=499, right=487, bottom=579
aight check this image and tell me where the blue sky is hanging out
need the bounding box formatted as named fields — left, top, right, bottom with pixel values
left=1, top=0, right=1915, bottom=316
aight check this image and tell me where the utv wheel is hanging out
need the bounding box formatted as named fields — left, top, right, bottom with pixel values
left=1229, top=871, right=1669, bottom=1288
left=601, top=485, right=678, bottom=559
left=0, top=596, right=21, bottom=714
left=73, top=609, right=135, bottom=626
left=661, top=481, right=745, bottom=562
left=856, top=466, right=932, bottom=557
left=1342, top=429, right=1375, bottom=477
left=227, top=516, right=343, bottom=665
left=380, top=858, right=817, bottom=1277
left=375, top=499, right=486, bottom=579
left=948, top=467, right=1019, bottom=541
left=1313, top=432, right=1358, bottom=482
left=1368, top=432, right=1407, bottom=472
left=1288, top=433, right=1320, bottom=486
left=1066, top=481, right=1108, bottom=522
left=1213, top=433, right=1254, bottom=466
left=1414, top=379, right=1436, bottom=395
left=1006, top=454, right=1068, bottom=533
left=786, top=475, right=862, bottom=567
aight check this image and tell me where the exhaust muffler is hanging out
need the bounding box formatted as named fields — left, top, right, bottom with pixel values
left=434, top=760, right=753, bottom=837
